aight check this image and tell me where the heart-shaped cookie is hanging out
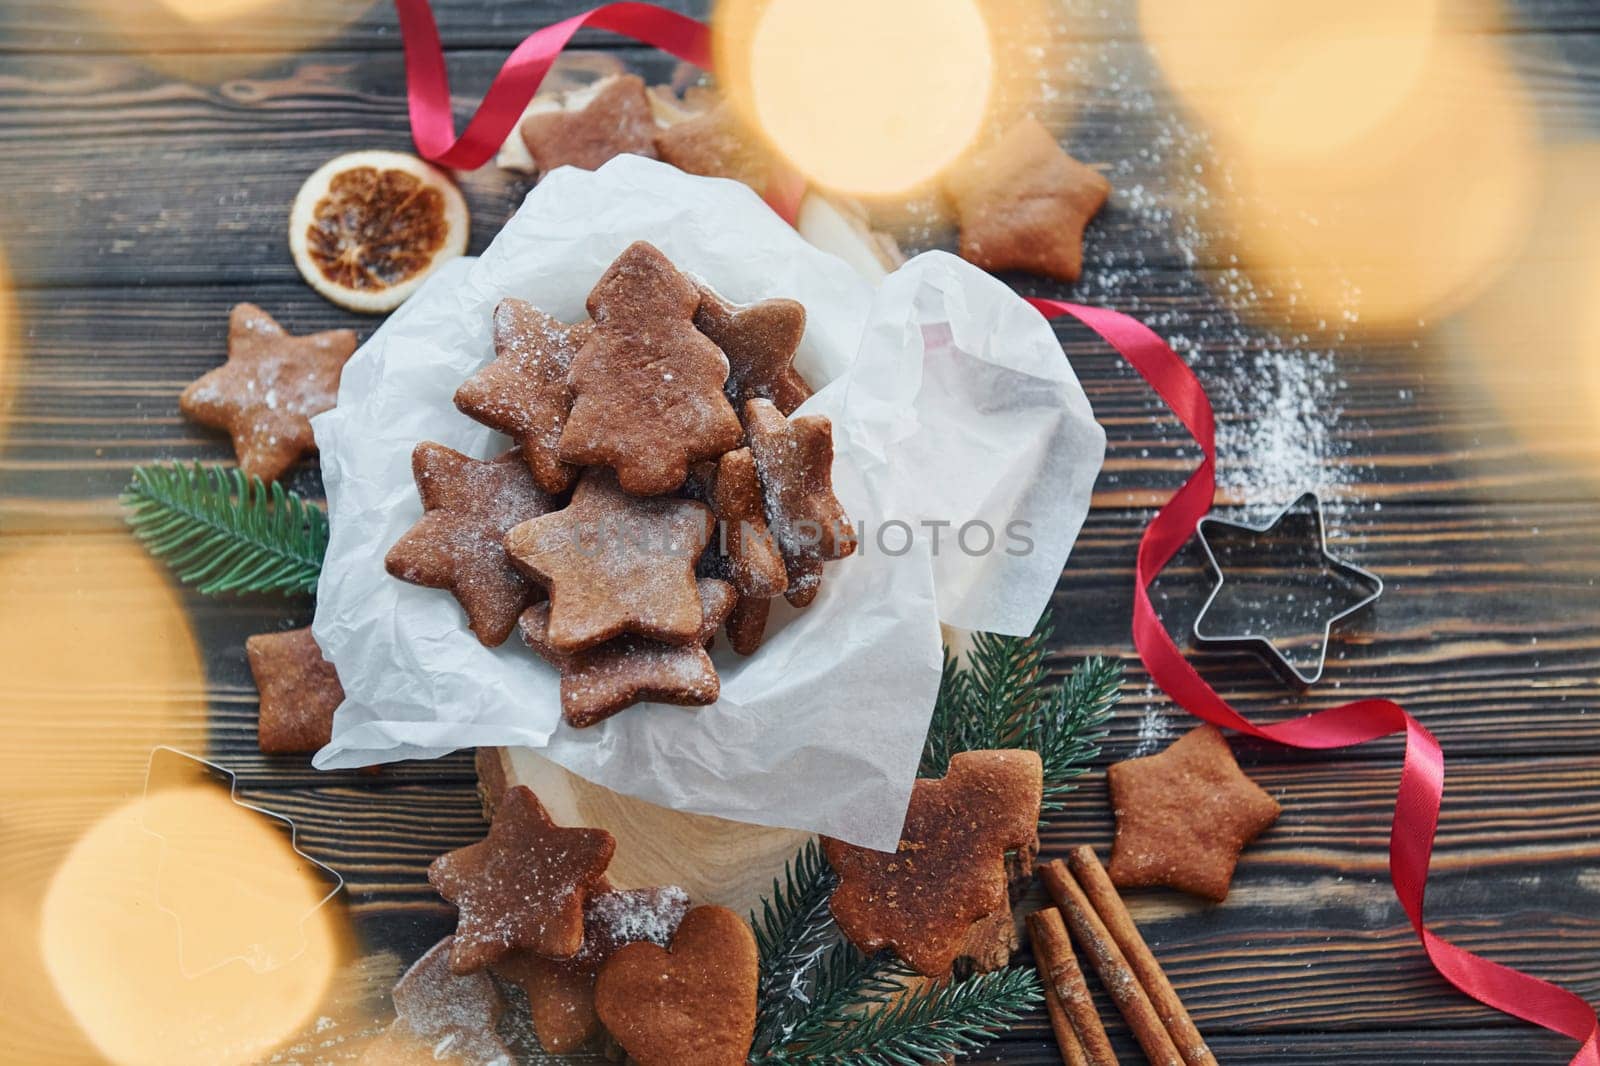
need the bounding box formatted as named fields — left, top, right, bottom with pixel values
left=593, top=905, right=757, bottom=1066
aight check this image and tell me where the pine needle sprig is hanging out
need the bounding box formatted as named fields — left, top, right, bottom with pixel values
left=1028, top=654, right=1121, bottom=812
left=120, top=462, right=328, bottom=596
left=757, top=965, right=1042, bottom=1066
left=919, top=648, right=973, bottom=782
left=964, top=620, right=1053, bottom=747
left=798, top=944, right=915, bottom=1025
left=751, top=839, right=842, bottom=1045
left=920, top=612, right=1122, bottom=810
left=755, top=942, right=915, bottom=1055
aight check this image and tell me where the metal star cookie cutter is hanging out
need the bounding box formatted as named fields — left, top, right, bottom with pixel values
left=139, top=746, right=346, bottom=978
left=1192, top=491, right=1384, bottom=687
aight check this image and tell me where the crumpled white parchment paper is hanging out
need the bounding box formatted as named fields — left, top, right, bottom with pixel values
left=311, top=156, right=1104, bottom=849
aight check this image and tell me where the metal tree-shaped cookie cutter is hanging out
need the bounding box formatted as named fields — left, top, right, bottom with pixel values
left=1192, top=491, right=1384, bottom=687
left=139, top=746, right=346, bottom=978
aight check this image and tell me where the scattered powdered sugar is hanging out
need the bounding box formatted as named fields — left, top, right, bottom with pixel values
left=584, top=885, right=691, bottom=959
left=1053, top=42, right=1370, bottom=521
left=1132, top=681, right=1175, bottom=757
left=384, top=937, right=513, bottom=1065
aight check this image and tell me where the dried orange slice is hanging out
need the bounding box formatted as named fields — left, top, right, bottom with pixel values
left=289, top=150, right=469, bottom=314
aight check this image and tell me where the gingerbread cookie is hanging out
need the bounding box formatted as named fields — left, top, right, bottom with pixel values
left=594, top=905, right=759, bottom=1066
left=385, top=443, right=555, bottom=647
left=520, top=578, right=736, bottom=727
left=654, top=102, right=772, bottom=192
left=944, top=116, right=1110, bottom=283
left=428, top=785, right=615, bottom=972
left=358, top=936, right=513, bottom=1066
left=1106, top=724, right=1280, bottom=902
left=179, top=303, right=357, bottom=482
left=713, top=448, right=788, bottom=600
left=695, top=289, right=813, bottom=417
left=496, top=886, right=690, bottom=1053
left=744, top=398, right=857, bottom=608
left=245, top=626, right=344, bottom=755
left=723, top=595, right=771, bottom=657
left=704, top=448, right=787, bottom=654
left=454, top=299, right=592, bottom=494
left=558, top=242, right=743, bottom=495
left=823, top=749, right=1043, bottom=976
left=503, top=468, right=714, bottom=653
left=520, top=74, right=659, bottom=174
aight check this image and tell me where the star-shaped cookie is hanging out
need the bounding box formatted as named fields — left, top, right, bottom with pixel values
left=655, top=102, right=773, bottom=192
left=454, top=299, right=593, bottom=494
left=428, top=785, right=616, bottom=973
left=823, top=749, right=1043, bottom=977
left=385, top=443, right=556, bottom=647
left=245, top=626, right=344, bottom=754
left=943, top=116, right=1110, bottom=283
left=1106, top=724, right=1281, bottom=902
left=696, top=448, right=787, bottom=655
left=520, top=578, right=736, bottom=727
left=695, top=290, right=813, bottom=417
left=520, top=73, right=659, bottom=175
left=710, top=448, right=787, bottom=600
left=495, top=886, right=690, bottom=1053
left=358, top=936, right=514, bottom=1066
left=503, top=468, right=714, bottom=654
left=558, top=241, right=744, bottom=496
left=744, top=399, right=857, bottom=608
left=179, top=303, right=357, bottom=482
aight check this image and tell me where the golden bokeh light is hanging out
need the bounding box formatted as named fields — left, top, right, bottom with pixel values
left=41, top=785, right=340, bottom=1066
left=85, top=0, right=375, bottom=79
left=718, top=0, right=996, bottom=196
left=154, top=0, right=289, bottom=22
left=1141, top=0, right=1443, bottom=166
left=1456, top=143, right=1600, bottom=475
left=0, top=533, right=268, bottom=1064
left=0, top=243, right=17, bottom=443
left=1206, top=37, right=1536, bottom=331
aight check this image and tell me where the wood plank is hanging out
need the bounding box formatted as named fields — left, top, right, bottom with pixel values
left=0, top=0, right=704, bottom=55
left=241, top=750, right=1600, bottom=1039
left=0, top=37, right=1595, bottom=289
left=0, top=0, right=1593, bottom=54
left=3, top=507, right=1593, bottom=773
left=994, top=1029, right=1582, bottom=1065
left=2, top=277, right=1595, bottom=506
left=1049, top=502, right=1600, bottom=759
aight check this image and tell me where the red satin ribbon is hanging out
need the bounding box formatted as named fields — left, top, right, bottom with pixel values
left=391, top=0, right=806, bottom=222
left=390, top=2, right=1597, bottom=1058
left=1028, top=297, right=1600, bottom=1066
left=394, top=0, right=709, bottom=170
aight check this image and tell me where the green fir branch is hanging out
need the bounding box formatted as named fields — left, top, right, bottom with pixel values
left=751, top=839, right=842, bottom=1047
left=920, top=612, right=1121, bottom=810
left=965, top=621, right=1053, bottom=748
left=756, top=942, right=915, bottom=1056
left=1029, top=654, right=1121, bottom=812
left=798, top=944, right=915, bottom=1026
left=120, top=462, right=328, bottom=596
left=757, top=966, right=1042, bottom=1066
left=919, top=648, right=972, bottom=781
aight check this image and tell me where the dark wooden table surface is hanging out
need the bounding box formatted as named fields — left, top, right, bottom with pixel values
left=2, top=0, right=1597, bottom=1063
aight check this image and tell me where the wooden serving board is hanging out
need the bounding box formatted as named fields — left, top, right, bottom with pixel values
left=477, top=747, right=812, bottom=918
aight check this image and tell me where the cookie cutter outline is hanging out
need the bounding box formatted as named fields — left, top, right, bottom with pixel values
left=139, top=745, right=346, bottom=978
left=1192, top=491, right=1384, bottom=688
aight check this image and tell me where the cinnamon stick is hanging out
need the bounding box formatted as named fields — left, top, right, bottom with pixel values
left=1068, top=846, right=1216, bottom=1066
left=1026, top=907, right=1115, bottom=1066
left=1039, top=859, right=1184, bottom=1066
